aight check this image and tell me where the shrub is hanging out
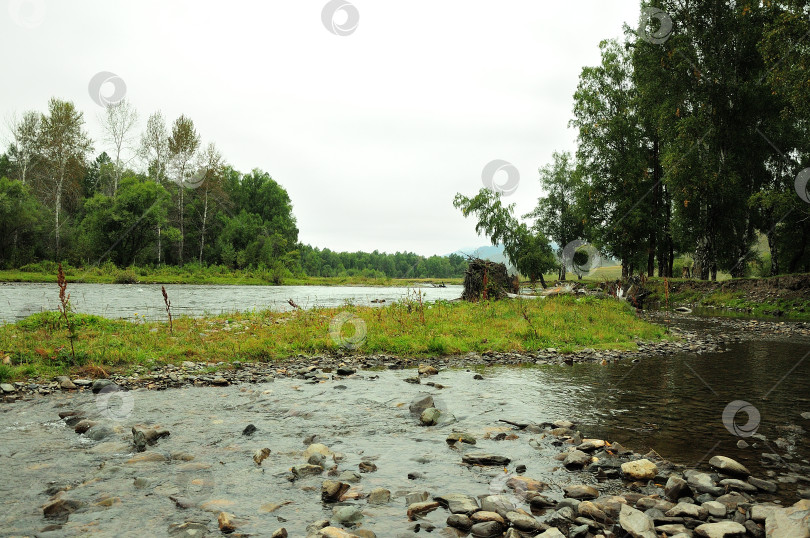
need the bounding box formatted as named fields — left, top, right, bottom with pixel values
left=114, top=268, right=138, bottom=284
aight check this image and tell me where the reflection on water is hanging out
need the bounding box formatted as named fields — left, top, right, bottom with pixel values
left=1, top=332, right=808, bottom=535
left=0, top=283, right=463, bottom=323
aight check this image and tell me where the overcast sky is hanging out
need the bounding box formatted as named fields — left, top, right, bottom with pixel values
left=2, top=0, right=641, bottom=257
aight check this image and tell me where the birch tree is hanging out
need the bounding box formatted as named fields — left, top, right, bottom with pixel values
left=98, top=98, right=138, bottom=195
left=37, top=98, right=92, bottom=257
left=168, top=115, right=200, bottom=264
left=5, top=111, right=40, bottom=185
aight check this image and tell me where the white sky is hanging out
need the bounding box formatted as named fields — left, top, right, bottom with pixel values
left=2, top=0, right=640, bottom=257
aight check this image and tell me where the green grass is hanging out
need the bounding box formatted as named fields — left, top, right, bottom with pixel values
left=0, top=296, right=668, bottom=382
left=0, top=263, right=462, bottom=287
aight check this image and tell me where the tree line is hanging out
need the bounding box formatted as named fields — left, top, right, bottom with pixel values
left=458, top=1, right=810, bottom=281
left=0, top=98, right=467, bottom=280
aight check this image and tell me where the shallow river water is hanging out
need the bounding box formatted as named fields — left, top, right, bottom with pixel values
left=1, top=318, right=809, bottom=536
left=0, top=283, right=463, bottom=324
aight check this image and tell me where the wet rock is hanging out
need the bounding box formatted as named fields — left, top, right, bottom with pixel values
left=242, top=424, right=257, bottom=436
left=577, top=439, right=607, bottom=451
left=338, top=471, right=361, bottom=483
left=578, top=500, right=611, bottom=523
left=57, top=376, right=77, bottom=390
left=304, top=443, right=332, bottom=461
left=367, top=488, right=390, bottom=505
left=563, top=450, right=592, bottom=468
left=85, top=424, right=114, bottom=441
left=702, top=500, right=727, bottom=517
left=420, top=407, right=441, bottom=426
left=74, top=419, right=97, bottom=434
left=687, top=471, right=723, bottom=496
left=765, top=499, right=810, bottom=538
left=537, top=529, right=565, bottom=538
left=564, top=485, right=599, bottom=500
left=306, top=519, right=331, bottom=534
left=217, top=512, right=236, bottom=533
left=748, top=476, right=778, bottom=493
left=469, top=520, right=504, bottom=537
left=666, top=502, right=708, bottom=520
left=333, top=505, right=363, bottom=526
left=694, top=521, right=747, bottom=537
left=91, top=379, right=116, bottom=393
left=621, top=459, right=658, bottom=480
left=292, top=464, right=324, bottom=479
left=409, top=394, right=434, bottom=415
left=271, top=529, right=288, bottom=538
left=418, top=364, right=438, bottom=376
left=447, top=513, right=473, bottom=530
left=435, top=493, right=479, bottom=515
left=665, top=475, right=689, bottom=500
left=358, top=461, right=377, bottom=473
left=718, top=478, right=757, bottom=492
left=480, top=495, right=516, bottom=517
left=505, top=510, right=540, bottom=532
left=619, top=503, right=657, bottom=538
left=528, top=493, right=556, bottom=509
left=0, top=383, right=16, bottom=393
left=43, top=498, right=83, bottom=520
left=132, top=426, right=170, bottom=452
left=168, top=521, right=210, bottom=536
left=253, top=448, right=271, bottom=465
left=462, top=453, right=510, bottom=466
left=446, top=432, right=476, bottom=445
left=407, top=500, right=440, bottom=519
left=318, top=528, right=358, bottom=538
left=322, top=480, right=350, bottom=503
left=336, top=367, right=356, bottom=376
left=709, top=455, right=750, bottom=477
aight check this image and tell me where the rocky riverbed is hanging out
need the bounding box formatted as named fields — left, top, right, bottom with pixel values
left=1, top=313, right=809, bottom=537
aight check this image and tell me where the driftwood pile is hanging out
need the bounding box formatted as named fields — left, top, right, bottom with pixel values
left=462, top=258, right=518, bottom=301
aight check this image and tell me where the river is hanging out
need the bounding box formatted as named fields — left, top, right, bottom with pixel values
left=0, top=282, right=463, bottom=324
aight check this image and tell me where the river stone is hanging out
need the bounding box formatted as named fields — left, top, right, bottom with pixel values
left=665, top=476, right=689, bottom=500
left=577, top=439, right=607, bottom=451
left=446, top=432, right=476, bottom=445
left=619, top=503, right=657, bottom=538
left=470, top=510, right=505, bottom=524
left=666, top=502, right=708, bottom=520
left=217, top=512, right=236, bottom=533
left=420, top=407, right=441, bottom=426
left=409, top=394, right=434, bottom=415
left=702, top=500, right=727, bottom=517
left=74, top=419, right=97, bottom=434
left=751, top=503, right=780, bottom=521
left=367, top=488, right=390, bottom=505
left=407, top=501, right=440, bottom=519
left=304, top=443, right=331, bottom=460
left=253, top=448, right=271, bottom=466
left=505, top=510, right=539, bottom=531
left=85, top=424, right=114, bottom=441
left=462, top=453, right=510, bottom=466
left=333, top=505, right=363, bottom=525
left=688, top=472, right=723, bottom=495
left=132, top=426, right=170, bottom=451
left=564, top=485, right=599, bottom=500
left=447, top=514, right=472, bottom=530
left=0, top=383, right=15, bottom=393
left=578, top=500, right=610, bottom=522
left=621, top=459, right=658, bottom=480
left=480, top=496, right=515, bottom=517
left=715, top=492, right=749, bottom=511
left=694, top=521, right=747, bottom=537
left=57, top=376, right=77, bottom=390
left=322, top=480, right=350, bottom=503
left=564, top=450, right=592, bottom=468
left=748, top=476, right=778, bottom=493
left=719, top=478, right=757, bottom=492
left=469, top=520, right=504, bottom=537
left=507, top=476, right=545, bottom=493
left=537, top=529, right=566, bottom=538
left=765, top=499, right=810, bottom=538
left=292, top=464, right=324, bottom=479
left=43, top=498, right=84, bottom=519
left=656, top=523, right=690, bottom=535
left=435, top=493, right=479, bottom=515
left=418, top=364, right=438, bottom=376
left=319, top=527, right=358, bottom=538
left=709, top=456, right=749, bottom=477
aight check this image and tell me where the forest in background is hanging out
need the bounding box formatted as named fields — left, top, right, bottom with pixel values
left=0, top=101, right=468, bottom=281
